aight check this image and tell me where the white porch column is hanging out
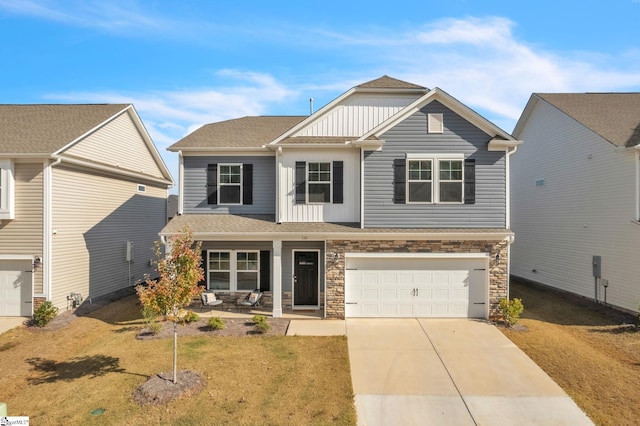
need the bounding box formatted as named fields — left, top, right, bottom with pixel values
left=272, top=240, right=283, bottom=318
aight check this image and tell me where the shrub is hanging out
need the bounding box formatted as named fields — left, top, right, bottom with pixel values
left=148, top=322, right=162, bottom=335
left=33, top=301, right=58, bottom=327
left=207, top=316, right=225, bottom=330
left=499, top=297, right=524, bottom=326
left=252, top=314, right=270, bottom=333
left=182, top=310, right=199, bottom=324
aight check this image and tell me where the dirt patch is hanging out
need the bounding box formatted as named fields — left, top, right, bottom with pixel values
left=136, top=317, right=290, bottom=339
left=133, top=370, right=206, bottom=406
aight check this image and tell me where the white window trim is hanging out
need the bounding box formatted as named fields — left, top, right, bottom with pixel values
left=428, top=113, right=444, bottom=134
left=0, top=159, right=15, bottom=220
left=207, top=249, right=260, bottom=292
left=307, top=162, right=332, bottom=204
left=407, top=159, right=433, bottom=204
left=406, top=154, right=464, bottom=204
left=218, top=163, right=242, bottom=205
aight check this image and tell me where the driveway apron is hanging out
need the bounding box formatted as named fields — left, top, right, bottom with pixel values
left=346, top=318, right=593, bottom=426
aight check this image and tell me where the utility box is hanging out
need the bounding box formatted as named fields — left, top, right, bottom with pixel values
left=592, top=256, right=602, bottom=278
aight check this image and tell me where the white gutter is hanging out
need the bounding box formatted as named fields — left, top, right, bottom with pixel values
left=51, top=155, right=172, bottom=186
left=178, top=151, right=184, bottom=215
left=505, top=144, right=519, bottom=229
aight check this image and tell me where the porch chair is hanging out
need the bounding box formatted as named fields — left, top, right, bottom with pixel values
left=200, top=292, right=223, bottom=311
left=237, top=290, right=263, bottom=310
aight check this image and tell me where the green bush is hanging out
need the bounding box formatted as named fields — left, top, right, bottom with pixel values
left=182, top=310, right=199, bottom=324
left=499, top=297, right=524, bottom=326
left=33, top=301, right=58, bottom=327
left=252, top=314, right=270, bottom=333
left=207, top=316, right=225, bottom=330
left=148, top=322, right=162, bottom=335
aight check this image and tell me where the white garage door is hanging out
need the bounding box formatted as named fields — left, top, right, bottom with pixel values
left=345, top=256, right=488, bottom=318
left=0, top=260, right=33, bottom=316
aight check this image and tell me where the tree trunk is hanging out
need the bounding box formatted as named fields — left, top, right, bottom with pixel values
left=173, top=322, right=178, bottom=384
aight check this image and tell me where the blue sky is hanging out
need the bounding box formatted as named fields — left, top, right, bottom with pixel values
left=2, top=0, right=640, bottom=187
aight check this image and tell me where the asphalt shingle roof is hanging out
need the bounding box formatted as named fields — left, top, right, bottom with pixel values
left=169, top=116, right=306, bottom=150
left=356, top=75, right=426, bottom=90
left=537, top=93, right=640, bottom=147
left=0, top=104, right=129, bottom=154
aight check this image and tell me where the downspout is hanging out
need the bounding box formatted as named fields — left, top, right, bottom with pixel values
left=178, top=151, right=184, bottom=215
left=44, top=157, right=63, bottom=302
left=505, top=145, right=519, bottom=300
left=276, top=146, right=282, bottom=223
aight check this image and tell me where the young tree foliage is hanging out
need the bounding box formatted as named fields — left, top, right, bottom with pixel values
left=136, top=228, right=204, bottom=384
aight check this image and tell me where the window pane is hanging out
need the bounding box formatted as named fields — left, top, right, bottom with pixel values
left=409, top=182, right=431, bottom=202
left=220, top=186, right=241, bottom=203
left=308, top=183, right=330, bottom=202
left=439, top=161, right=462, bottom=180
left=440, top=182, right=462, bottom=202
left=220, top=165, right=241, bottom=183
left=237, top=272, right=258, bottom=290
left=308, top=162, right=331, bottom=182
left=210, top=272, right=230, bottom=290
left=408, top=160, right=431, bottom=180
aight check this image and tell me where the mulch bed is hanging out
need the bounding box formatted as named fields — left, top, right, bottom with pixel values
left=135, top=317, right=290, bottom=340
left=133, top=370, right=206, bottom=406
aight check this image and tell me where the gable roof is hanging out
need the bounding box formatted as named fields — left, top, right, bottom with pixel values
left=521, top=93, right=640, bottom=147
left=168, top=116, right=305, bottom=151
left=356, top=75, right=426, bottom=90
left=0, top=104, right=130, bottom=154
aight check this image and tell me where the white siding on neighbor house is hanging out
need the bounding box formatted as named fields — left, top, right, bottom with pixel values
left=64, top=111, right=166, bottom=180
left=51, top=166, right=167, bottom=310
left=279, top=149, right=360, bottom=222
left=511, top=100, right=640, bottom=312
left=0, top=161, right=44, bottom=294
left=295, top=93, right=421, bottom=137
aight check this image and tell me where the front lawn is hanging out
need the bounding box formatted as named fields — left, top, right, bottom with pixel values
left=0, top=296, right=356, bottom=425
left=502, top=279, right=640, bottom=426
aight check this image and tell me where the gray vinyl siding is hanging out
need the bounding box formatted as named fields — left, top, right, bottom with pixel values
left=51, top=166, right=167, bottom=310
left=183, top=155, right=275, bottom=214
left=0, top=162, right=44, bottom=294
left=364, top=101, right=506, bottom=228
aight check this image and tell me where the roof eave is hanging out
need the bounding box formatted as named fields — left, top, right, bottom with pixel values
left=488, top=139, right=523, bottom=151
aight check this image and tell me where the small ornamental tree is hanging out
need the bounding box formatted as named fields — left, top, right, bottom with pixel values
left=136, top=228, right=204, bottom=384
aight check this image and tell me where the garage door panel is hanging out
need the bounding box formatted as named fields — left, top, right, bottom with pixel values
left=0, top=260, right=33, bottom=317
left=345, top=257, right=487, bottom=319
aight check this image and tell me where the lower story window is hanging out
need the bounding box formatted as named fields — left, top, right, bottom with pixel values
left=208, top=250, right=259, bottom=291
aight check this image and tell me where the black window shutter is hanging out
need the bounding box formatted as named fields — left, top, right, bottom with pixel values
left=295, top=161, right=306, bottom=204
left=333, top=161, right=343, bottom=204
left=464, top=159, right=476, bottom=205
left=243, top=164, right=253, bottom=205
left=259, top=250, right=271, bottom=291
left=393, top=159, right=406, bottom=204
left=207, top=164, right=217, bottom=205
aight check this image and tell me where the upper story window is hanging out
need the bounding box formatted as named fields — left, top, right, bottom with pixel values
left=0, top=159, right=15, bottom=220
left=395, top=155, right=474, bottom=205
left=219, top=164, right=242, bottom=204
left=308, top=162, right=331, bottom=203
left=207, top=163, right=253, bottom=206
left=295, top=161, right=343, bottom=205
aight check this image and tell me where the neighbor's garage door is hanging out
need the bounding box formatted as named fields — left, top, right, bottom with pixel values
left=0, top=260, right=33, bottom=316
left=345, top=256, right=488, bottom=318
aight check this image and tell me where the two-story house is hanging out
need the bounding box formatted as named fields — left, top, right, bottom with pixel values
left=162, top=76, right=521, bottom=319
left=511, top=93, right=640, bottom=313
left=0, top=104, right=173, bottom=317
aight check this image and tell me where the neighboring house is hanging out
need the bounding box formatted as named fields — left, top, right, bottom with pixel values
left=0, top=104, right=174, bottom=316
left=163, top=76, right=521, bottom=319
left=511, top=93, right=640, bottom=313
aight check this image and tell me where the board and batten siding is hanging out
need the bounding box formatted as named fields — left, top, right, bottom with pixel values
left=364, top=101, right=506, bottom=228
left=295, top=93, right=422, bottom=137
left=183, top=156, right=275, bottom=214
left=51, top=166, right=167, bottom=310
left=0, top=161, right=44, bottom=294
left=511, top=99, right=640, bottom=312
left=279, top=149, right=360, bottom=222
left=64, top=111, right=166, bottom=180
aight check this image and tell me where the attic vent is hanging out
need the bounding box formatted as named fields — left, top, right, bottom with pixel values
left=428, top=113, right=444, bottom=134
left=137, top=184, right=146, bottom=192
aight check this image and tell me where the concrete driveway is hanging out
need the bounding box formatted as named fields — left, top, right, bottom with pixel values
left=347, top=318, right=593, bottom=426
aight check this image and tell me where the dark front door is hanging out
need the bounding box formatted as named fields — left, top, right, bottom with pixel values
left=293, top=251, right=319, bottom=306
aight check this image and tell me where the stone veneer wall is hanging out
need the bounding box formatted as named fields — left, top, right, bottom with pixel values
left=325, top=239, right=509, bottom=320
